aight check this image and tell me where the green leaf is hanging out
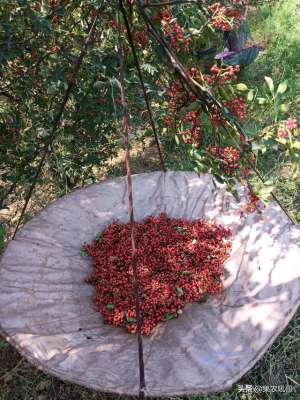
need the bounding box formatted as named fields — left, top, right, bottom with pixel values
left=236, top=83, right=248, bottom=91
left=141, top=63, right=158, bottom=76
left=95, top=233, right=102, bottom=241
left=80, top=249, right=88, bottom=257
left=251, top=141, right=263, bottom=151
left=176, top=287, right=184, bottom=295
left=276, top=137, right=287, bottom=145
left=258, top=186, right=274, bottom=201
left=37, top=127, right=49, bottom=138
left=264, top=178, right=276, bottom=186
left=253, top=143, right=267, bottom=154
left=280, top=103, right=290, bottom=113
left=214, top=174, right=225, bottom=184
left=176, top=226, right=188, bottom=233
left=187, top=101, right=201, bottom=111
left=257, top=97, right=267, bottom=105
left=276, top=80, right=288, bottom=95
left=93, top=81, right=107, bottom=89
left=218, top=86, right=231, bottom=100
left=247, top=89, right=254, bottom=102
left=179, top=270, right=190, bottom=275
left=166, top=313, right=174, bottom=320
left=106, top=304, right=115, bottom=310
left=293, top=141, right=300, bottom=149
left=264, top=76, right=274, bottom=95
left=189, top=28, right=201, bottom=35
left=126, top=317, right=136, bottom=323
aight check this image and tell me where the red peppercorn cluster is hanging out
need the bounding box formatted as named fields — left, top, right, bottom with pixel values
left=84, top=213, right=232, bottom=336
left=242, top=190, right=264, bottom=216
left=277, top=118, right=298, bottom=138
left=133, top=30, right=149, bottom=48
left=209, top=104, right=224, bottom=128
left=163, top=76, right=200, bottom=135
left=180, top=111, right=201, bottom=145
left=208, top=2, right=242, bottom=32
left=163, top=82, right=202, bottom=145
left=164, top=81, right=191, bottom=127
left=160, top=8, right=192, bottom=52
left=51, top=46, right=61, bottom=54
left=209, top=146, right=241, bottom=174
left=168, top=81, right=187, bottom=113
left=204, top=64, right=240, bottom=86
left=48, top=0, right=61, bottom=7
left=224, top=97, right=247, bottom=121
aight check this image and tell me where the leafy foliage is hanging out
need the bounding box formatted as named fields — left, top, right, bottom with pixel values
left=0, top=0, right=298, bottom=215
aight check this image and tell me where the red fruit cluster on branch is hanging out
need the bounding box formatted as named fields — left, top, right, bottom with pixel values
left=286, top=118, right=298, bottom=130
left=51, top=46, right=61, bottom=54
left=209, top=146, right=241, bottom=174
left=133, top=30, right=149, bottom=47
left=244, top=191, right=261, bottom=213
left=163, top=80, right=202, bottom=145
left=208, top=2, right=242, bottom=31
left=181, top=111, right=201, bottom=145
left=224, top=97, right=247, bottom=121
left=84, top=213, right=232, bottom=335
left=205, top=64, right=240, bottom=86
left=167, top=81, right=188, bottom=115
left=277, top=118, right=298, bottom=138
left=160, top=8, right=192, bottom=52
left=209, top=104, right=224, bottom=128
left=48, top=0, right=61, bottom=7
left=241, top=190, right=265, bottom=216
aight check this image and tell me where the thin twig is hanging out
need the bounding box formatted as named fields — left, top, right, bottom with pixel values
left=117, top=6, right=146, bottom=399
left=119, top=0, right=166, bottom=171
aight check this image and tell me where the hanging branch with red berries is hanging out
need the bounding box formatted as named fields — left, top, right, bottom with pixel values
left=129, top=0, right=296, bottom=224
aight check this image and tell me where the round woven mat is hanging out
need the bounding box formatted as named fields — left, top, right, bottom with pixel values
left=0, top=171, right=299, bottom=396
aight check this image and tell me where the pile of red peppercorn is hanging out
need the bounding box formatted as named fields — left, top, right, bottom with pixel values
left=208, top=146, right=241, bottom=175
left=84, top=213, right=232, bottom=336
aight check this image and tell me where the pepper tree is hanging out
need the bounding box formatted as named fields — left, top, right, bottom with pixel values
left=0, top=0, right=298, bottom=226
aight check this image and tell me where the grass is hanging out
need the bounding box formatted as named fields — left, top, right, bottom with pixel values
left=244, top=0, right=300, bottom=114
left=241, top=0, right=300, bottom=225
left=0, top=1, right=300, bottom=399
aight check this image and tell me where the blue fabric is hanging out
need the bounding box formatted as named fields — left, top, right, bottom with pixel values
left=215, top=45, right=261, bottom=67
